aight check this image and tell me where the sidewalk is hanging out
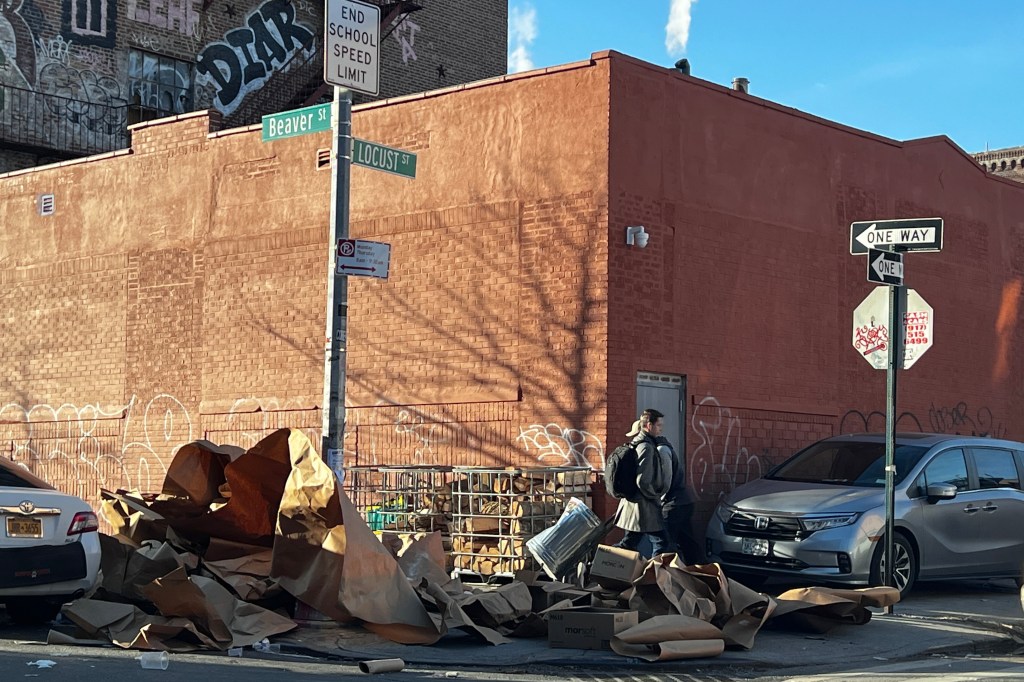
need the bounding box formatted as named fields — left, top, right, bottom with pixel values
left=277, top=579, right=1023, bottom=671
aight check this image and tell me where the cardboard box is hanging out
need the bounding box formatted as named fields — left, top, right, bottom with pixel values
left=547, top=607, right=639, bottom=649
left=589, top=545, right=642, bottom=588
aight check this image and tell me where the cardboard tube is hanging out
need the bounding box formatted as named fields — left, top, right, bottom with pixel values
left=358, top=658, right=406, bottom=674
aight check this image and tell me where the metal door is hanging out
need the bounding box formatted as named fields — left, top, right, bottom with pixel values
left=636, top=372, right=686, bottom=454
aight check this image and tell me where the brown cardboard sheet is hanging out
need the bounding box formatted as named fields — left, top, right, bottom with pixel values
left=769, top=585, right=900, bottom=633
left=268, top=429, right=441, bottom=643
left=609, top=614, right=725, bottom=661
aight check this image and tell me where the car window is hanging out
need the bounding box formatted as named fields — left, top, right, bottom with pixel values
left=0, top=464, right=44, bottom=489
left=972, top=448, right=1021, bottom=490
left=768, top=440, right=929, bottom=487
left=920, top=449, right=970, bottom=493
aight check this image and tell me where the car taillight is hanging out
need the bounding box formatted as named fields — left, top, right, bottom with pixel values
left=67, top=511, right=98, bottom=535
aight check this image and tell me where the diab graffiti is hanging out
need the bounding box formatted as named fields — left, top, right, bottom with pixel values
left=195, top=0, right=313, bottom=115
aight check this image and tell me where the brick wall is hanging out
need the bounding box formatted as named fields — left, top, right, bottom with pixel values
left=606, top=53, right=1024, bottom=536
left=5, top=52, right=1024, bottom=547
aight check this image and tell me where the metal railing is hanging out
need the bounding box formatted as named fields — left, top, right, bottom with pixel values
left=0, top=83, right=130, bottom=158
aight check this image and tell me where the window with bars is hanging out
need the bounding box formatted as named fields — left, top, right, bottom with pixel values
left=127, top=50, right=194, bottom=123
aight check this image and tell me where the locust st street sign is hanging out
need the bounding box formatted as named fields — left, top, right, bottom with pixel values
left=352, top=138, right=416, bottom=178
left=850, top=218, right=943, bottom=255
left=868, top=248, right=904, bottom=286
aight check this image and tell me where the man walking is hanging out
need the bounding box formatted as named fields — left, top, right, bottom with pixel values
left=613, top=408, right=671, bottom=557
left=658, top=434, right=702, bottom=563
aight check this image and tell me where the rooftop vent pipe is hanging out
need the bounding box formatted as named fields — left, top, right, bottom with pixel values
left=674, top=59, right=690, bottom=75
left=732, top=77, right=749, bottom=94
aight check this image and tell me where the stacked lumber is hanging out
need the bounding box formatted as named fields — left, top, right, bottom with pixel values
left=450, top=467, right=593, bottom=578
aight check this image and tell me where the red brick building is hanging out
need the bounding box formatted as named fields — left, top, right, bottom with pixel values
left=2, top=51, right=1022, bottom=535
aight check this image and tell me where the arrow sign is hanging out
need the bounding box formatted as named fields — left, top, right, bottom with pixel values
left=867, top=248, right=904, bottom=286
left=850, top=218, right=943, bottom=254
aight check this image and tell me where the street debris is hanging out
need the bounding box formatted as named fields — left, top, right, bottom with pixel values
left=358, top=658, right=406, bottom=674
left=41, top=428, right=898, bottom=663
left=26, top=660, right=57, bottom=668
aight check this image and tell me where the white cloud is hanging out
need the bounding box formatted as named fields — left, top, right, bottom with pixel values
left=508, top=3, right=538, bottom=73
left=665, top=0, right=697, bottom=56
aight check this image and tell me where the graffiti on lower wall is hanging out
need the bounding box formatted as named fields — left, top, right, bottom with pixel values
left=689, top=396, right=762, bottom=500
left=840, top=401, right=1005, bottom=439
left=0, top=393, right=192, bottom=501
left=195, top=0, right=314, bottom=115
left=517, top=422, right=605, bottom=469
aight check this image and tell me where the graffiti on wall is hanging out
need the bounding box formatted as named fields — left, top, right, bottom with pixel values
left=689, top=396, right=762, bottom=500
left=0, top=394, right=192, bottom=501
left=39, top=61, right=127, bottom=134
left=195, top=0, right=314, bottom=115
left=224, top=396, right=314, bottom=448
left=60, top=0, right=117, bottom=49
left=393, top=17, right=418, bottom=65
left=840, top=401, right=1006, bottom=439
left=517, top=423, right=605, bottom=469
left=34, top=33, right=70, bottom=65
left=1, top=0, right=38, bottom=84
left=394, top=407, right=451, bottom=464
left=126, top=0, right=198, bottom=36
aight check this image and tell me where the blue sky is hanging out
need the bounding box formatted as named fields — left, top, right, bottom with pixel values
left=508, top=1, right=1024, bottom=154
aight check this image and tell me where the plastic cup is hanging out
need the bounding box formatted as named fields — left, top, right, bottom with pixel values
left=139, top=651, right=169, bottom=670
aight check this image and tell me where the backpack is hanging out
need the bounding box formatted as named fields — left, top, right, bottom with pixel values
left=604, top=442, right=640, bottom=500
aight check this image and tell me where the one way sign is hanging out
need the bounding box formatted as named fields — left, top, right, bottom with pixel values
left=867, top=248, right=904, bottom=286
left=850, top=217, right=943, bottom=255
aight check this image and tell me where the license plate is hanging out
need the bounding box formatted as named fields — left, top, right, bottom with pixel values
left=6, top=516, right=42, bottom=538
left=741, top=537, right=769, bottom=556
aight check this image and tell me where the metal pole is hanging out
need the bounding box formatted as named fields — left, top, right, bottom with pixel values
left=322, top=86, right=352, bottom=481
left=882, top=283, right=904, bottom=614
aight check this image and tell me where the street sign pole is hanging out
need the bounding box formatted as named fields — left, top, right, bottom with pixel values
left=882, top=283, right=906, bottom=614
left=322, top=86, right=352, bottom=480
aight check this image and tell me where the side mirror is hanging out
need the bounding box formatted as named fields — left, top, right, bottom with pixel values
left=926, top=483, right=957, bottom=502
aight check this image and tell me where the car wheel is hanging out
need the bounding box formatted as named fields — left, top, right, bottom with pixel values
left=870, top=534, right=917, bottom=596
left=4, top=597, right=62, bottom=625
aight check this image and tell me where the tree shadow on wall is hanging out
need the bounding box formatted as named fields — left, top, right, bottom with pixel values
left=343, top=198, right=608, bottom=472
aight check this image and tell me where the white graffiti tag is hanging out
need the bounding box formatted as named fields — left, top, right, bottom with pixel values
left=393, top=17, right=419, bottom=64
left=395, top=408, right=449, bottom=464
left=689, top=396, right=761, bottom=499
left=517, top=423, right=604, bottom=469
left=0, top=394, right=193, bottom=512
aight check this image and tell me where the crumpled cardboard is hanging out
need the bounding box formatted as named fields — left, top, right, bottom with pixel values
left=62, top=426, right=893, bottom=657
left=98, top=534, right=197, bottom=603
left=268, top=429, right=441, bottom=643
left=200, top=550, right=280, bottom=602
left=610, top=614, right=725, bottom=661
left=55, top=563, right=295, bottom=651
left=769, top=585, right=900, bottom=633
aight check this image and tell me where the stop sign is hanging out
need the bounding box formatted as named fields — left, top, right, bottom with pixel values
left=852, top=286, right=933, bottom=369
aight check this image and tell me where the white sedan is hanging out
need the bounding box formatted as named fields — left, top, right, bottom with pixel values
left=0, top=459, right=101, bottom=624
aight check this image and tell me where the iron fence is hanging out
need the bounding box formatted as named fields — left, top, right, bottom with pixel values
left=0, top=83, right=130, bottom=158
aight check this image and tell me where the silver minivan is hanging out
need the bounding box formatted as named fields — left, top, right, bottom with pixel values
left=705, top=433, right=1024, bottom=595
